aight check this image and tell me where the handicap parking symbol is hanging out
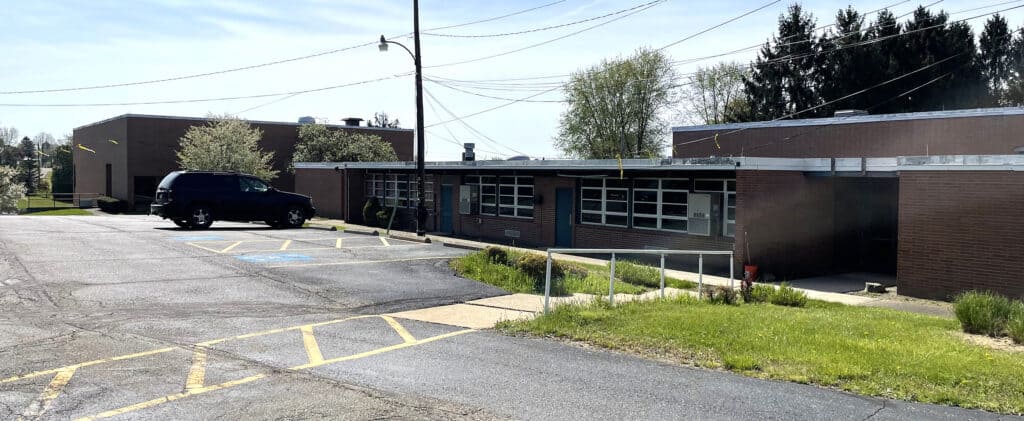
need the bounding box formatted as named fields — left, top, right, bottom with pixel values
left=235, top=253, right=313, bottom=264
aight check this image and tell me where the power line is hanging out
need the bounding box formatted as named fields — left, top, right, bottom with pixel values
left=424, top=0, right=667, bottom=69
left=658, top=0, right=782, bottom=51
left=422, top=87, right=530, bottom=157
left=0, top=73, right=411, bottom=107
left=426, top=78, right=566, bottom=102
left=424, top=1, right=662, bottom=38
left=0, top=1, right=568, bottom=95
left=424, top=86, right=561, bottom=128
left=233, top=92, right=303, bottom=115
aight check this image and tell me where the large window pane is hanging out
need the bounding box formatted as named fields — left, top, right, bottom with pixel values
left=695, top=179, right=723, bottom=191
left=634, top=217, right=658, bottom=229
left=662, top=179, right=689, bottom=190
left=582, top=189, right=602, bottom=200
left=663, top=219, right=688, bottom=232
left=606, top=190, right=628, bottom=201
left=606, top=201, right=628, bottom=213
left=634, top=190, right=658, bottom=202
left=581, top=213, right=602, bottom=224
left=582, top=200, right=602, bottom=211
left=663, top=204, right=687, bottom=217
left=634, top=203, right=657, bottom=215
left=663, top=191, right=687, bottom=204
left=606, top=214, right=627, bottom=226
left=635, top=179, right=658, bottom=189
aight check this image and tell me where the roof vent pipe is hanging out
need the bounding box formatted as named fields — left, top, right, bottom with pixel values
left=342, top=117, right=364, bottom=127
left=462, top=143, right=476, bottom=161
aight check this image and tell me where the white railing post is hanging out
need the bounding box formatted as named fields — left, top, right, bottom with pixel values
left=543, top=250, right=553, bottom=314
left=729, top=251, right=735, bottom=290
left=659, top=253, right=666, bottom=299
left=609, top=252, right=616, bottom=305
left=698, top=253, right=704, bottom=299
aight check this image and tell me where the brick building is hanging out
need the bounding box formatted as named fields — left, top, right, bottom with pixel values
left=294, top=108, right=1024, bottom=300
left=72, top=114, right=414, bottom=208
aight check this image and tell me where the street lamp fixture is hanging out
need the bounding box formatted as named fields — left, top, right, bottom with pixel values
left=378, top=0, right=427, bottom=237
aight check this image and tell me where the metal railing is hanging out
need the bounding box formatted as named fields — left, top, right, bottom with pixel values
left=543, top=248, right=734, bottom=314
left=22, top=193, right=101, bottom=210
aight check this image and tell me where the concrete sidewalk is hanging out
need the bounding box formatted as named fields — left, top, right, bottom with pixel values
left=307, top=217, right=945, bottom=326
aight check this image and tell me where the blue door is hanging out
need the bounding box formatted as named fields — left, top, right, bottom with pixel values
left=440, top=184, right=454, bottom=234
left=555, top=187, right=572, bottom=247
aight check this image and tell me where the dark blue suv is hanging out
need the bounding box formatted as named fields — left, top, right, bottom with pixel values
left=150, top=171, right=316, bottom=229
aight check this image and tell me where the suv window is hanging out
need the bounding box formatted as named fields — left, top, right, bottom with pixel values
left=239, top=177, right=270, bottom=193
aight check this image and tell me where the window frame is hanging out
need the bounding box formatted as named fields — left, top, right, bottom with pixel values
left=694, top=178, right=737, bottom=237
left=579, top=178, right=629, bottom=228
left=465, top=175, right=534, bottom=219
left=632, top=178, right=689, bottom=233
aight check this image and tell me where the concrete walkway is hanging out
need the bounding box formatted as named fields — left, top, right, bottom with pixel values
left=307, top=218, right=950, bottom=327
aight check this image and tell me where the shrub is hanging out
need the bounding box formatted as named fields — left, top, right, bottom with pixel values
left=514, top=253, right=564, bottom=280
left=483, top=246, right=509, bottom=265
left=613, top=260, right=660, bottom=287
left=563, top=263, right=589, bottom=279
left=96, top=196, right=128, bottom=213
left=954, top=291, right=1015, bottom=337
left=362, top=198, right=381, bottom=227
left=743, top=284, right=775, bottom=304
left=376, top=208, right=395, bottom=228
left=769, top=283, right=808, bottom=307
left=703, top=285, right=739, bottom=305
left=1007, top=304, right=1024, bottom=344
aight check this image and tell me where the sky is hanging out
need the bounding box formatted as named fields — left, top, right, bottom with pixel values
left=2, top=0, right=1024, bottom=161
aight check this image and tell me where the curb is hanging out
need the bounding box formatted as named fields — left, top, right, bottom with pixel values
left=303, top=224, right=338, bottom=231
left=343, top=228, right=379, bottom=236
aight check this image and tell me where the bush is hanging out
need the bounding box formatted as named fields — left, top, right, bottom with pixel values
left=376, top=208, right=395, bottom=228
left=513, top=253, right=564, bottom=280
left=613, top=260, right=660, bottom=287
left=954, top=291, right=1015, bottom=337
left=769, top=283, right=807, bottom=307
left=1008, top=304, right=1024, bottom=344
left=743, top=284, right=775, bottom=304
left=483, top=246, right=509, bottom=265
left=96, top=196, right=128, bottom=213
left=703, top=285, right=739, bottom=305
left=362, top=198, right=381, bottom=227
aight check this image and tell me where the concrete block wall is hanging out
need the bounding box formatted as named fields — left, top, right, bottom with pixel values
left=898, top=171, right=1024, bottom=299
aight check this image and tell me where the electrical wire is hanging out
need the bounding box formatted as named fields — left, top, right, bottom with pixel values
left=658, top=0, right=782, bottom=50
left=423, top=1, right=663, bottom=38
left=424, top=0, right=666, bottom=69
left=0, top=73, right=411, bottom=107
left=422, top=87, right=530, bottom=157
left=425, top=78, right=566, bottom=102
left=0, top=1, right=568, bottom=95
left=424, top=87, right=562, bottom=128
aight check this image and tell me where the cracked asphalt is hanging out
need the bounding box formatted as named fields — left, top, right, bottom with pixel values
left=0, top=215, right=1017, bottom=420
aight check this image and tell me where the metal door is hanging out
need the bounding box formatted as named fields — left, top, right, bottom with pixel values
left=440, top=184, right=454, bottom=234
left=555, top=187, right=573, bottom=247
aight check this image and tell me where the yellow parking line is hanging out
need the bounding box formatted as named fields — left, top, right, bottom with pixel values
left=219, top=241, right=243, bottom=253
left=75, top=373, right=269, bottom=421
left=379, top=237, right=390, bottom=247
left=184, top=348, right=207, bottom=391
left=300, top=326, right=324, bottom=364
left=279, top=240, right=292, bottom=251
left=335, top=238, right=342, bottom=248
left=267, top=256, right=453, bottom=269
left=76, top=329, right=475, bottom=421
left=2, top=347, right=176, bottom=384
left=185, top=242, right=225, bottom=254
left=197, top=315, right=375, bottom=347
left=380, top=316, right=416, bottom=343
left=17, top=367, right=77, bottom=420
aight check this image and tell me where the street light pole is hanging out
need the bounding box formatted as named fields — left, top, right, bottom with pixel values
left=379, top=0, right=427, bottom=236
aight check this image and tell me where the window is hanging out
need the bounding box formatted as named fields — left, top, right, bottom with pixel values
left=632, top=178, right=688, bottom=233
left=240, top=177, right=269, bottom=193
left=364, top=173, right=432, bottom=209
left=365, top=173, right=385, bottom=199
left=580, top=178, right=629, bottom=227
left=408, top=175, right=435, bottom=208
left=465, top=175, right=533, bottom=218
left=695, top=178, right=737, bottom=237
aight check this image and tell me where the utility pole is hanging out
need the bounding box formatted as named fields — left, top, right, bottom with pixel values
left=413, top=0, right=427, bottom=236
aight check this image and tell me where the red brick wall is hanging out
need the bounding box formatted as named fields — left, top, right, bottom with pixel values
left=735, top=171, right=835, bottom=279
left=898, top=171, right=1024, bottom=300
left=294, top=168, right=344, bottom=219
left=674, top=114, right=1024, bottom=158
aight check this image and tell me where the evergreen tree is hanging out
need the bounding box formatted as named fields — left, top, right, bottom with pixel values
left=17, top=137, right=38, bottom=194
left=815, top=7, right=874, bottom=114
left=980, top=14, right=1012, bottom=104
left=742, top=4, right=820, bottom=120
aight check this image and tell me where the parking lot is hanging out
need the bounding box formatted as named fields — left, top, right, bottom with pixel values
left=0, top=215, right=1008, bottom=420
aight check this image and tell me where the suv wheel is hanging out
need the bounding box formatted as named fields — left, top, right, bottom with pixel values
left=172, top=219, right=190, bottom=228
left=282, top=206, right=306, bottom=228
left=188, top=205, right=214, bottom=229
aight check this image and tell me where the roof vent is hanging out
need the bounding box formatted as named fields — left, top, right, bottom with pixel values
left=1015, top=146, right=1024, bottom=154
left=507, top=155, right=531, bottom=161
left=834, top=109, right=868, bottom=117
left=342, top=117, right=364, bottom=127
left=462, top=143, right=476, bottom=162
left=298, top=116, right=316, bottom=124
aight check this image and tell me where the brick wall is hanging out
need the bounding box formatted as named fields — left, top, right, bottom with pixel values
left=294, top=168, right=344, bottom=219
left=735, top=171, right=836, bottom=279
left=898, top=171, right=1024, bottom=299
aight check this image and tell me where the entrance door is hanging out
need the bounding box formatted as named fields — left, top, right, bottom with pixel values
left=440, top=184, right=454, bottom=234
left=555, top=188, right=572, bottom=247
left=834, top=178, right=898, bottom=274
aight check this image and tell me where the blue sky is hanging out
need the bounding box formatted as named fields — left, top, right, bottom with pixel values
left=2, top=0, right=1023, bottom=160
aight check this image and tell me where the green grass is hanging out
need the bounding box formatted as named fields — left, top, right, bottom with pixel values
left=17, top=194, right=77, bottom=211
left=498, top=297, right=1024, bottom=414
left=450, top=249, right=696, bottom=296
left=20, top=208, right=91, bottom=216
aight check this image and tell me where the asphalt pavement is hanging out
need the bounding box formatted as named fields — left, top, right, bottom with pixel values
left=0, top=215, right=1015, bottom=420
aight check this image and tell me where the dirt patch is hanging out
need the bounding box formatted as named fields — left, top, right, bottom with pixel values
left=956, top=332, right=1024, bottom=353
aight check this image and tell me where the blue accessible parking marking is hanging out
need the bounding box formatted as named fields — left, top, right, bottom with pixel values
left=173, top=235, right=225, bottom=241
left=235, top=253, right=313, bottom=264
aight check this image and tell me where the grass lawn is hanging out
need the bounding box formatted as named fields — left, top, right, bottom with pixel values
left=450, top=249, right=695, bottom=295
left=17, top=194, right=77, bottom=211
left=498, top=297, right=1024, bottom=414
left=20, top=208, right=92, bottom=216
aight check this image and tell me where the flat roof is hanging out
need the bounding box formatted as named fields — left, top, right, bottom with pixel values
left=73, top=113, right=413, bottom=132
left=295, top=155, right=1024, bottom=172
left=672, top=107, right=1024, bottom=133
